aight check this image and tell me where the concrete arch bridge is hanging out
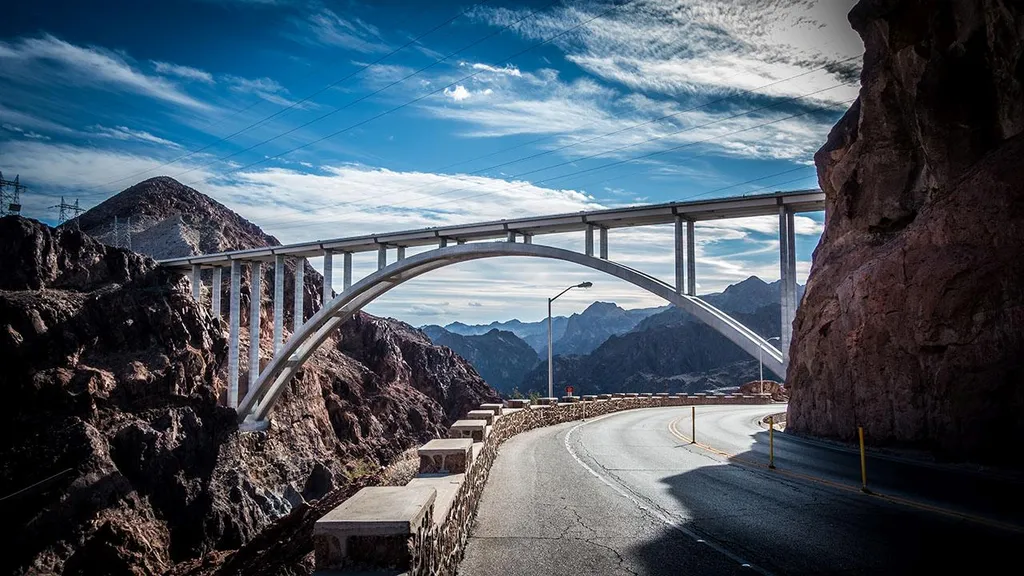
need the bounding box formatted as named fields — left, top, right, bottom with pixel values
left=157, top=189, right=823, bottom=426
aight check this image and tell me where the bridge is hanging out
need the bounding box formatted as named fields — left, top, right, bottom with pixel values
left=157, top=189, right=823, bottom=425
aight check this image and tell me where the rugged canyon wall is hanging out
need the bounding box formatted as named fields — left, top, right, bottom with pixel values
left=788, top=0, right=1024, bottom=465
left=0, top=216, right=497, bottom=575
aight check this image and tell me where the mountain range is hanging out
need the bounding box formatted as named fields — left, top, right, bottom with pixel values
left=424, top=276, right=798, bottom=396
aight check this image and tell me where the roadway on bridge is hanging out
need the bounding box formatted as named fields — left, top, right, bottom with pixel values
left=458, top=405, right=1024, bottom=575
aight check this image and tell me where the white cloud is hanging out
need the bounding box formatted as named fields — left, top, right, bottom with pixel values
left=93, top=125, right=182, bottom=149
left=0, top=35, right=210, bottom=110
left=152, top=61, right=214, bottom=84
left=225, top=75, right=299, bottom=107
left=468, top=62, right=522, bottom=77
left=2, top=123, right=50, bottom=140
left=300, top=9, right=390, bottom=53
left=443, top=85, right=473, bottom=102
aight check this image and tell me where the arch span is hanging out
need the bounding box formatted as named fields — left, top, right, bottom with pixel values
left=237, top=242, right=784, bottom=422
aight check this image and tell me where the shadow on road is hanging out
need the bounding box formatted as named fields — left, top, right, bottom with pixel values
left=629, top=429, right=1024, bottom=575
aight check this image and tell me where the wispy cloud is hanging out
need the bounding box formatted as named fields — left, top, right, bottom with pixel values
left=152, top=61, right=215, bottom=84
left=0, top=35, right=211, bottom=110
left=225, top=75, right=300, bottom=107
left=92, top=125, right=182, bottom=149
left=299, top=9, right=391, bottom=53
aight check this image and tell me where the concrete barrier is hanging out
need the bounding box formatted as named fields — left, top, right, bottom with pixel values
left=314, top=393, right=777, bottom=574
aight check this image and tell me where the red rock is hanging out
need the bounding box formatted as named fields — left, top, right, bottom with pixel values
left=787, top=0, right=1024, bottom=466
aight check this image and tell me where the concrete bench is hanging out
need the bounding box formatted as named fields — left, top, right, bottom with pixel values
left=465, top=409, right=495, bottom=426
left=449, top=419, right=487, bottom=442
left=418, top=438, right=473, bottom=474
left=314, top=486, right=435, bottom=571
left=479, top=403, right=504, bottom=416
left=507, top=399, right=530, bottom=408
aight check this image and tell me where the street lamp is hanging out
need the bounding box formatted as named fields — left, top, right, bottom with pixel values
left=759, top=336, right=782, bottom=393
left=548, top=281, right=592, bottom=398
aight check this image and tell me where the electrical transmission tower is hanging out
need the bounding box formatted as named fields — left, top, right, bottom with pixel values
left=51, top=196, right=85, bottom=229
left=111, top=216, right=132, bottom=250
left=0, top=171, right=25, bottom=217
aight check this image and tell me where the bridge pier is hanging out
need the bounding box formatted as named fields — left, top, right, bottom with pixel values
left=228, top=260, right=241, bottom=408
left=343, top=252, right=352, bottom=290
left=294, top=257, right=305, bottom=332
left=397, top=246, right=406, bottom=261
left=778, top=206, right=797, bottom=367
left=191, top=264, right=202, bottom=302
left=585, top=224, right=595, bottom=256
left=249, top=262, right=262, bottom=391
left=273, top=255, right=285, bottom=355
left=439, top=237, right=448, bottom=248
left=212, top=266, right=222, bottom=319
left=599, top=227, right=608, bottom=259
left=378, top=244, right=387, bottom=270
left=523, top=233, right=532, bottom=244
left=507, top=231, right=516, bottom=242
left=674, top=216, right=696, bottom=295
left=686, top=220, right=696, bottom=296
left=322, top=250, right=333, bottom=303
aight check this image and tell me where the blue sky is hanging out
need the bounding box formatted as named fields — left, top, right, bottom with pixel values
left=0, top=0, right=862, bottom=325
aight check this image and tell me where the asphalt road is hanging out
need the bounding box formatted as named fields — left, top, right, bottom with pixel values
left=459, top=405, right=1024, bottom=575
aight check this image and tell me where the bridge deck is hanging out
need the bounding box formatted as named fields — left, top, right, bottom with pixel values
left=157, top=189, right=823, bottom=269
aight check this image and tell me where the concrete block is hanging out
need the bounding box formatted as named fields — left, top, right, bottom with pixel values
left=418, top=438, right=473, bottom=474
left=624, top=393, right=639, bottom=398
left=449, top=419, right=487, bottom=442
left=466, top=409, right=495, bottom=426
left=655, top=393, right=669, bottom=397
left=612, top=393, right=625, bottom=398
left=582, top=395, right=597, bottom=401
left=313, top=486, right=435, bottom=571
left=597, top=394, right=612, bottom=400
left=560, top=395, right=580, bottom=403
left=479, top=403, right=504, bottom=416
left=640, top=393, right=653, bottom=397
left=507, top=399, right=530, bottom=408
left=536, top=397, right=558, bottom=406
left=407, top=474, right=465, bottom=527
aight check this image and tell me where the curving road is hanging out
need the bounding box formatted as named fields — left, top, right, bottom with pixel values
left=459, top=405, right=1024, bottom=575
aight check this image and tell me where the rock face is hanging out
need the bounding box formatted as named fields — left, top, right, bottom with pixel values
left=420, top=327, right=539, bottom=396
left=1, top=213, right=496, bottom=571
left=787, top=0, right=1024, bottom=465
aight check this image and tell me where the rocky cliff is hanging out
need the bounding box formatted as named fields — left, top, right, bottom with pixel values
left=788, top=0, right=1024, bottom=466
left=0, top=190, right=497, bottom=572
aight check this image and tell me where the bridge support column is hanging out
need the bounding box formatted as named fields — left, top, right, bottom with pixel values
left=779, top=206, right=797, bottom=367
left=322, top=250, right=333, bottom=304
left=249, top=262, right=262, bottom=391
left=228, top=260, right=241, bottom=408
left=294, top=258, right=305, bottom=332
left=507, top=231, right=516, bottom=242
left=686, top=220, right=696, bottom=296
left=211, top=266, right=222, bottom=320
left=343, top=252, right=352, bottom=290
left=439, top=237, right=448, bottom=248
left=378, top=245, right=387, bottom=270
left=599, top=227, right=608, bottom=259
left=273, top=256, right=285, bottom=355
left=523, top=233, right=532, bottom=244
left=457, top=239, right=466, bottom=245
left=397, top=246, right=406, bottom=261
left=674, top=216, right=684, bottom=294
left=585, top=225, right=595, bottom=256
left=191, top=264, right=202, bottom=302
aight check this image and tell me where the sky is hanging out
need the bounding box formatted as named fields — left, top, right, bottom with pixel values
left=0, top=0, right=863, bottom=325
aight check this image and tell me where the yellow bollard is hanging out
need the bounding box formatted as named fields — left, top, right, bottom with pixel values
left=691, top=406, right=696, bottom=444
left=768, top=416, right=776, bottom=469
left=858, top=426, right=870, bottom=493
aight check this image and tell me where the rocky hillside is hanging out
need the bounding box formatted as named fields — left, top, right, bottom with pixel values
left=788, top=0, right=1024, bottom=466
left=421, top=326, right=539, bottom=395
left=555, top=301, right=664, bottom=356
left=0, top=183, right=498, bottom=573
left=444, top=316, right=569, bottom=354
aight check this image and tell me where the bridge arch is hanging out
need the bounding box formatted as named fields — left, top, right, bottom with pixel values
left=237, top=242, right=783, bottom=423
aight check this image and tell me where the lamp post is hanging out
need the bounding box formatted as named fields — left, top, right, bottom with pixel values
left=759, top=336, right=782, bottom=393
left=549, top=281, right=592, bottom=398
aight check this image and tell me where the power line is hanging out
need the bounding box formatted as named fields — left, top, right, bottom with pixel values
left=78, top=0, right=500, bottom=195
left=240, top=83, right=853, bottom=234
left=49, top=196, right=86, bottom=229
left=0, top=171, right=25, bottom=217
left=176, top=0, right=639, bottom=186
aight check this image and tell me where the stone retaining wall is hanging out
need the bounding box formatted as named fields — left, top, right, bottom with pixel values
left=315, top=394, right=774, bottom=574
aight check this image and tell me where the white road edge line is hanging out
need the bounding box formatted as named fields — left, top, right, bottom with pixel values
left=563, top=410, right=774, bottom=575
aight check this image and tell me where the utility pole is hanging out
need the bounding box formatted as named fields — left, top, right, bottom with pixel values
left=111, top=216, right=132, bottom=249
left=0, top=172, right=25, bottom=217
left=51, top=196, right=85, bottom=229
